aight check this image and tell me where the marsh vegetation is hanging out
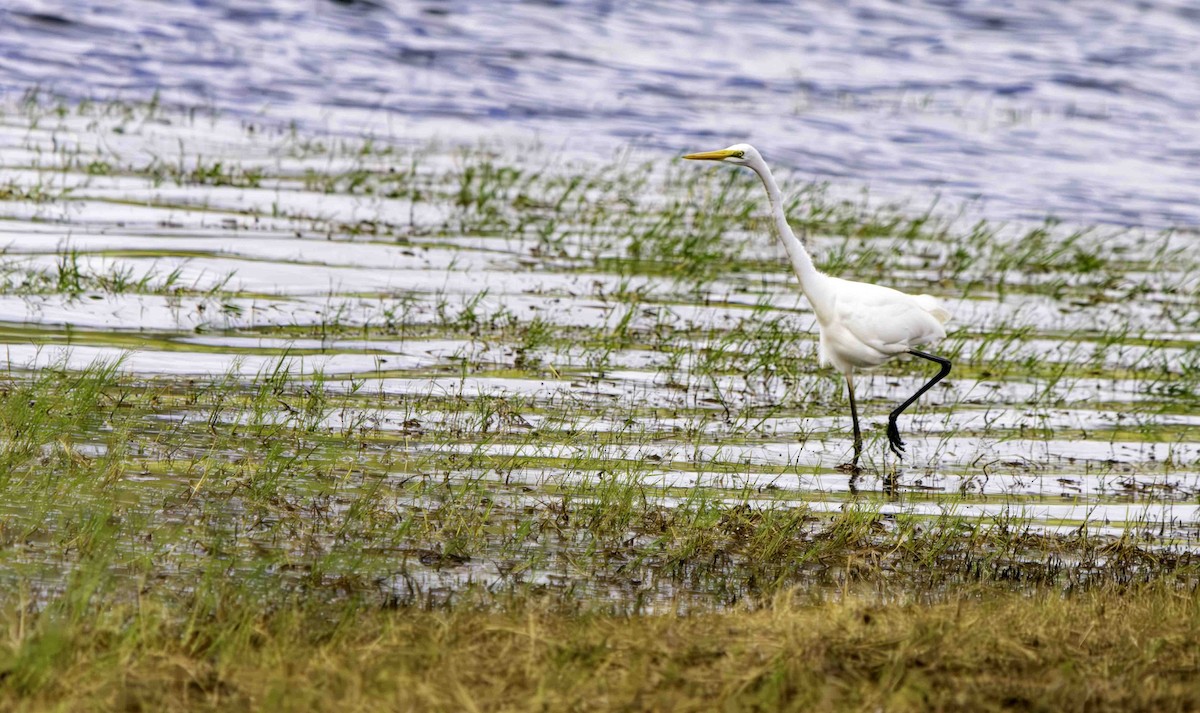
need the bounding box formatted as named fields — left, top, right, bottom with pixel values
left=0, top=99, right=1196, bottom=710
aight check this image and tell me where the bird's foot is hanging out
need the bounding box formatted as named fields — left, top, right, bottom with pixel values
left=886, top=419, right=905, bottom=459
left=838, top=442, right=864, bottom=476
left=836, top=461, right=863, bottom=476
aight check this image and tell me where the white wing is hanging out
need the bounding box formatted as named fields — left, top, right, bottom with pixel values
left=829, top=279, right=949, bottom=358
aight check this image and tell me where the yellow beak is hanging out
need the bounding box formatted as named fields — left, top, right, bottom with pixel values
left=682, top=149, right=739, bottom=161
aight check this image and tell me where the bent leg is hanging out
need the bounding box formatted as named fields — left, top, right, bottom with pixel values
left=887, top=350, right=952, bottom=458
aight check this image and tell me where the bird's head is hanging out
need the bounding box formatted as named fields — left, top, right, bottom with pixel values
left=682, top=143, right=762, bottom=168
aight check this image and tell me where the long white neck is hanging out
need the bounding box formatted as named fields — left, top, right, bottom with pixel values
left=749, top=160, right=832, bottom=312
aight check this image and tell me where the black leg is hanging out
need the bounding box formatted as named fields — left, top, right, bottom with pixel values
left=838, top=373, right=864, bottom=476
left=847, top=375, right=862, bottom=463
left=887, top=350, right=952, bottom=458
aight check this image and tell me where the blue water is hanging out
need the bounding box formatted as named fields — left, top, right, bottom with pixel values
left=4, top=0, right=1200, bottom=229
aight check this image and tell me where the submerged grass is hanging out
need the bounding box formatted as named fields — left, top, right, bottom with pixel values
left=1, top=362, right=1192, bottom=608
left=0, top=98, right=1197, bottom=708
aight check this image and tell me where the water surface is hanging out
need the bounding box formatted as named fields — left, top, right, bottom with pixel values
left=4, top=0, right=1200, bottom=227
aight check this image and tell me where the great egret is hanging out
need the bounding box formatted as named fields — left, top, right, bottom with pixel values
left=683, top=144, right=951, bottom=469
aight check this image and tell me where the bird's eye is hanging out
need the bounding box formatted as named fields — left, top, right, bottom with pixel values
left=735, top=151, right=745, bottom=158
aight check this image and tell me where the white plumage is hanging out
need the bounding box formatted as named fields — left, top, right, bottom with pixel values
left=684, top=143, right=953, bottom=469
left=817, top=279, right=949, bottom=371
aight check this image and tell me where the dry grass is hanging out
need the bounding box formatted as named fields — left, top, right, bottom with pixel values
left=3, top=583, right=1198, bottom=712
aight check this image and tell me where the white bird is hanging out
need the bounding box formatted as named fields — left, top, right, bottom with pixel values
left=683, top=143, right=951, bottom=469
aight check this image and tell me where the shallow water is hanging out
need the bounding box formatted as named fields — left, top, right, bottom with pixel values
left=5, top=0, right=1200, bottom=228
left=0, top=102, right=1194, bottom=539
left=0, top=97, right=1195, bottom=608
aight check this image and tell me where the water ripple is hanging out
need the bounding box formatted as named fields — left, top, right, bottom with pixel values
left=3, top=0, right=1200, bottom=229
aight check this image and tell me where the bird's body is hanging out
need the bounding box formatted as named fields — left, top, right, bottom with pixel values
left=683, top=143, right=952, bottom=468
left=812, top=276, right=948, bottom=372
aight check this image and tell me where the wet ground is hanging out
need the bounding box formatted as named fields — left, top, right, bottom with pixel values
left=0, top=101, right=1196, bottom=608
